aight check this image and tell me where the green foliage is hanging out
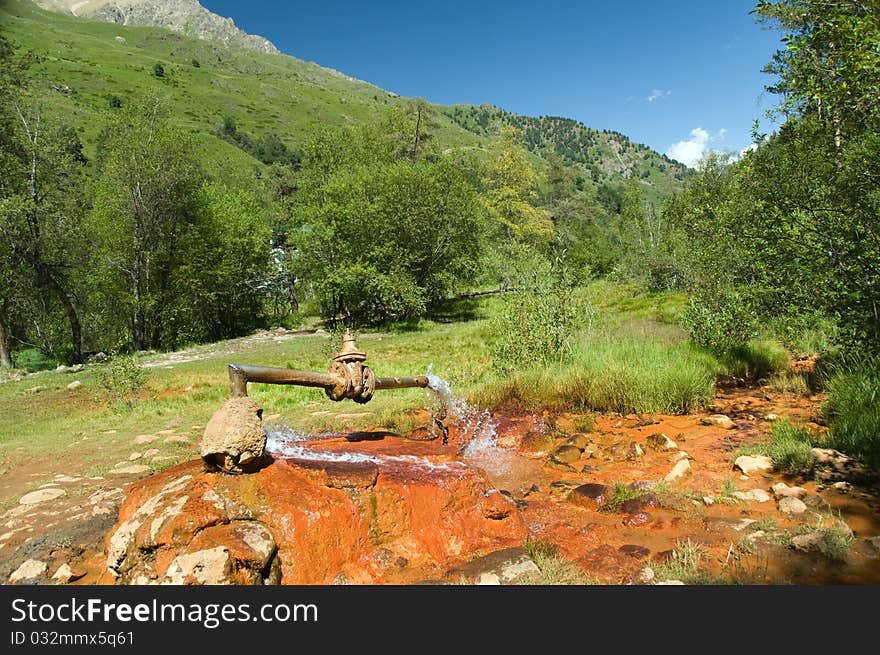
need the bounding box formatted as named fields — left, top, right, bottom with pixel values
left=766, top=420, right=816, bottom=474
left=823, top=362, right=880, bottom=468
left=293, top=121, right=486, bottom=325
left=11, top=348, right=59, bottom=373
left=681, top=286, right=758, bottom=356
left=489, top=261, right=590, bottom=374
left=94, top=353, right=147, bottom=410
left=654, top=538, right=709, bottom=584
left=517, top=541, right=597, bottom=585
left=719, top=340, right=790, bottom=381
left=152, top=62, right=164, bottom=78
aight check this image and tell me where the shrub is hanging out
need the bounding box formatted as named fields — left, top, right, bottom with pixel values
left=153, top=62, right=165, bottom=78
left=681, top=286, right=758, bottom=355
left=94, top=353, right=147, bottom=410
left=11, top=348, right=59, bottom=372
left=823, top=364, right=880, bottom=468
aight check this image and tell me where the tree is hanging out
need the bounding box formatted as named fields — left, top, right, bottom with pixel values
left=480, top=126, right=553, bottom=289
left=0, top=35, right=87, bottom=364
left=90, top=97, right=203, bottom=351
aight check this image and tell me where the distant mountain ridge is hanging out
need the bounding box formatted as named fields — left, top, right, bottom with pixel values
left=33, top=0, right=280, bottom=54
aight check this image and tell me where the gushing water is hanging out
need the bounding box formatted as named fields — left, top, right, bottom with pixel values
left=265, top=423, right=470, bottom=474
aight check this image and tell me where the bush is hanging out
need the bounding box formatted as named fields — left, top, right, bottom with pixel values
left=94, top=353, right=147, bottom=410
left=823, top=364, right=880, bottom=468
left=153, top=62, right=165, bottom=78
left=489, top=271, right=591, bottom=375
left=12, top=348, right=59, bottom=372
left=681, top=286, right=757, bottom=355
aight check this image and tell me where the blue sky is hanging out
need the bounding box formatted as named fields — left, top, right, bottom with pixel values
left=201, top=0, right=785, bottom=167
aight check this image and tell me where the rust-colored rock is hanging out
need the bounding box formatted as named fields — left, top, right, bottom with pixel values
left=518, top=431, right=555, bottom=458
left=568, top=483, right=609, bottom=510
left=105, top=449, right=526, bottom=585
left=553, top=445, right=582, bottom=464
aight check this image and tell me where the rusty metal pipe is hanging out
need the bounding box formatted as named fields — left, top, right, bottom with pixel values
left=374, top=375, right=429, bottom=390
left=228, top=364, right=429, bottom=398
left=229, top=364, right=339, bottom=398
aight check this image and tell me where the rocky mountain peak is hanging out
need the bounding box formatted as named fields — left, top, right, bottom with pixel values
left=33, top=0, right=280, bottom=54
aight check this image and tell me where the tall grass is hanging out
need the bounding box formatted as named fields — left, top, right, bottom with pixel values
left=719, top=339, right=790, bottom=381
left=823, top=364, right=880, bottom=469
left=477, top=330, right=716, bottom=415
left=766, top=421, right=816, bottom=474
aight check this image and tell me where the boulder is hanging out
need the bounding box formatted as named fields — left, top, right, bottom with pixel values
left=568, top=483, right=609, bottom=510
left=517, top=431, right=555, bottom=458
left=452, top=547, right=540, bottom=584
left=552, top=445, right=582, bottom=464
left=201, top=397, right=267, bottom=474
left=19, top=488, right=66, bottom=505
left=701, top=415, right=736, bottom=429
left=566, top=433, right=590, bottom=450
left=777, top=496, right=807, bottom=515
left=771, top=482, right=807, bottom=499
left=734, top=455, right=774, bottom=475
left=733, top=488, right=771, bottom=503
left=664, top=458, right=691, bottom=483
left=10, top=559, right=47, bottom=583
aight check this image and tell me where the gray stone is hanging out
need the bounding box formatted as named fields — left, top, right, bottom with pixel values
left=792, top=532, right=825, bottom=553
left=734, top=455, right=774, bottom=475
left=631, top=567, right=655, bottom=585
left=733, top=488, right=771, bottom=503
left=66, top=380, right=82, bottom=390
left=777, top=496, right=807, bottom=515
left=51, top=563, right=84, bottom=583
left=10, top=559, right=47, bottom=583
left=701, top=414, right=736, bottom=429
left=629, top=480, right=659, bottom=493
left=19, top=487, right=67, bottom=505
left=163, top=547, right=231, bottom=585
left=663, top=458, right=691, bottom=483
left=134, top=434, right=159, bottom=445
left=201, top=397, right=266, bottom=474
left=771, top=482, right=807, bottom=499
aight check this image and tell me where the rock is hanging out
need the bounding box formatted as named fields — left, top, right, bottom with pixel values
left=764, top=413, right=780, bottom=422
left=19, top=488, right=67, bottom=505
left=164, top=547, right=232, bottom=585
left=663, top=458, right=691, bottom=483
left=107, top=457, right=527, bottom=585
left=552, top=445, right=582, bottom=464
left=453, top=547, right=540, bottom=585
left=10, top=559, right=47, bottom=583
left=733, top=488, right=771, bottom=503
left=549, top=480, right=580, bottom=497
left=545, top=458, right=577, bottom=472
left=569, top=483, right=609, bottom=510
left=673, top=451, right=690, bottom=462
left=518, top=431, right=555, bottom=458
left=580, top=463, right=599, bottom=474
left=619, top=496, right=657, bottom=514
left=811, top=448, right=874, bottom=484
left=628, top=480, right=659, bottom=493
left=646, top=433, right=678, bottom=451
left=631, top=567, right=654, bottom=584
left=51, top=563, right=84, bottom=584
left=734, top=455, right=774, bottom=475
left=703, top=496, right=715, bottom=506
left=201, top=397, right=267, bottom=474
left=163, top=435, right=189, bottom=443
left=778, top=496, right=807, bottom=515
left=143, top=448, right=160, bottom=458
left=107, top=465, right=151, bottom=476
left=771, top=482, right=807, bottom=499
left=701, top=414, right=736, bottom=429
left=134, top=434, right=159, bottom=445
left=656, top=579, right=685, bottom=585
left=129, top=452, right=143, bottom=461
left=66, top=380, right=82, bottom=390
left=865, top=537, right=880, bottom=555
left=622, top=512, right=652, bottom=527
left=832, top=481, right=852, bottom=494
left=792, top=532, right=825, bottom=553
left=566, top=433, right=589, bottom=450
left=619, top=544, right=651, bottom=559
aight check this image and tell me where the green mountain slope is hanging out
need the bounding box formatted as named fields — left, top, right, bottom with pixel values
left=1, top=0, right=687, bottom=200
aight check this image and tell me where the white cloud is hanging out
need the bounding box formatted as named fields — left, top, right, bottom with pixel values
left=647, top=89, right=672, bottom=102
left=666, top=127, right=711, bottom=168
